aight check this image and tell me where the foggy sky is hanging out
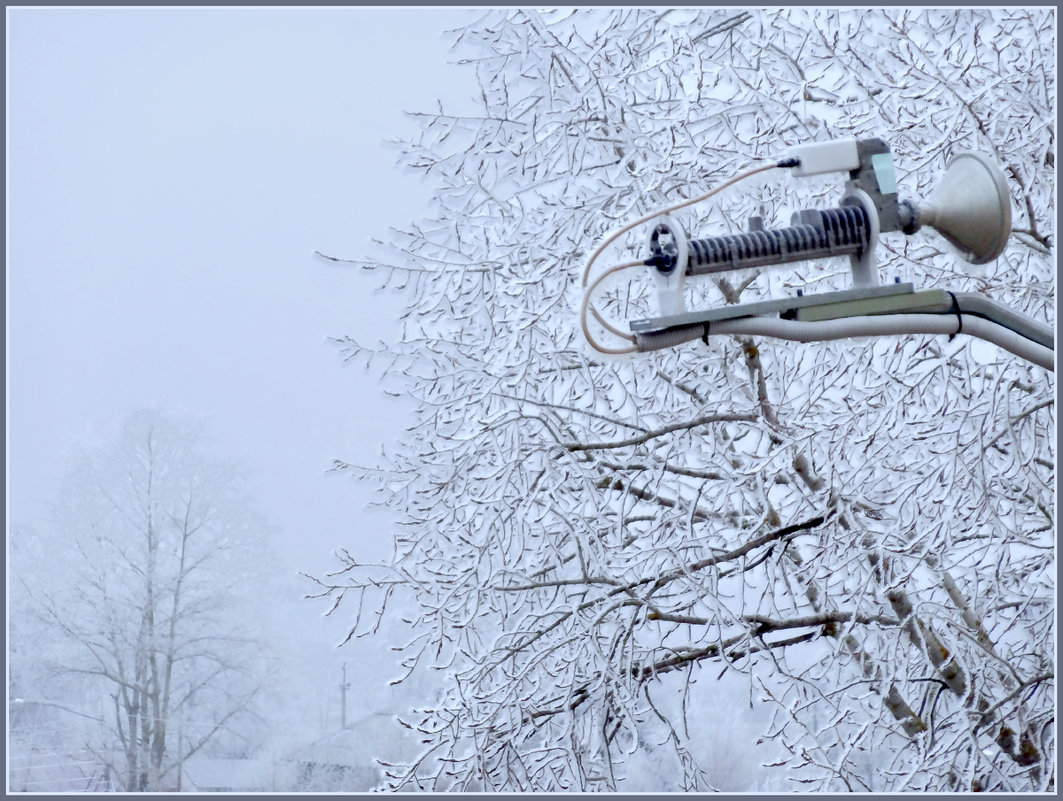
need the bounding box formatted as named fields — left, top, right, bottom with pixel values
left=8, top=6, right=480, bottom=723
left=9, top=7, right=480, bottom=565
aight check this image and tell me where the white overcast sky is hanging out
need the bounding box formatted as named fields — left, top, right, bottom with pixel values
left=7, top=6, right=482, bottom=714
left=8, top=7, right=480, bottom=570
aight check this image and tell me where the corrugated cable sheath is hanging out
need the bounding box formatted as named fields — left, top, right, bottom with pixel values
left=635, top=314, right=1054, bottom=371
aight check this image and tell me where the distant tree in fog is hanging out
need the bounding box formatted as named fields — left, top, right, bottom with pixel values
left=11, top=409, right=276, bottom=791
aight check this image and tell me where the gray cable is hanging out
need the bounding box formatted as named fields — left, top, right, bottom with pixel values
left=952, top=293, right=1054, bottom=351
left=636, top=313, right=1054, bottom=371
left=863, top=290, right=1054, bottom=350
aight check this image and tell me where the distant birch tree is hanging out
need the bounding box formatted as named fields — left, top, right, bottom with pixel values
left=313, top=8, right=1054, bottom=792
left=12, top=410, right=274, bottom=791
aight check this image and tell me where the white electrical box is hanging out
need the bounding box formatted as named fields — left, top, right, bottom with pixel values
left=789, top=139, right=861, bottom=177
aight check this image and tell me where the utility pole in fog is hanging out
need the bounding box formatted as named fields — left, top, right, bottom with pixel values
left=340, top=662, right=349, bottom=730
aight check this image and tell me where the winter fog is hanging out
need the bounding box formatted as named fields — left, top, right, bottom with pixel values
left=8, top=6, right=480, bottom=792
left=8, top=7, right=1056, bottom=794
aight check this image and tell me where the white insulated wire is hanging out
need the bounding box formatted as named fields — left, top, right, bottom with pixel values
left=579, top=261, right=643, bottom=355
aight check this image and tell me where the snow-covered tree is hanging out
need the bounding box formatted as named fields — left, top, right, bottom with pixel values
left=312, top=9, right=1054, bottom=791
left=11, top=410, right=277, bottom=791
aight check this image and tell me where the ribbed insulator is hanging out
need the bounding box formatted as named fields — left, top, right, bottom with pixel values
left=686, top=205, right=871, bottom=276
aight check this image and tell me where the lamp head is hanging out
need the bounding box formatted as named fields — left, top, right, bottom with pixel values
left=917, top=151, right=1012, bottom=264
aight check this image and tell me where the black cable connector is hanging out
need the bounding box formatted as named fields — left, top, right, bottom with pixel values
left=644, top=251, right=678, bottom=273
left=776, top=157, right=800, bottom=169
left=947, top=291, right=963, bottom=340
